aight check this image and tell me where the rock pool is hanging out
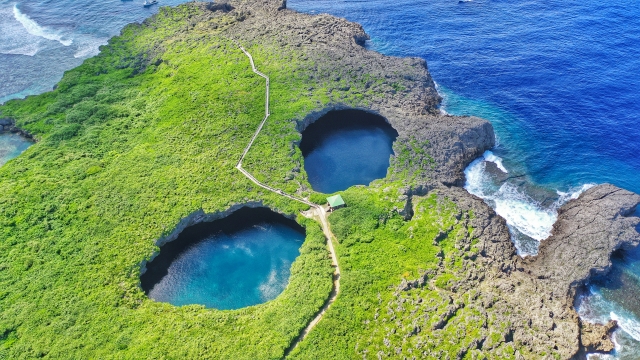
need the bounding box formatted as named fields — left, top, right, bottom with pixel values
left=141, top=207, right=305, bottom=310
left=299, top=109, right=398, bottom=193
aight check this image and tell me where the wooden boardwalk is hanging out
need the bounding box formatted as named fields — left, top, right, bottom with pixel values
left=232, top=40, right=341, bottom=356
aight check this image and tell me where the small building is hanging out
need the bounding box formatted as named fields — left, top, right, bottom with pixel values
left=326, top=194, right=346, bottom=212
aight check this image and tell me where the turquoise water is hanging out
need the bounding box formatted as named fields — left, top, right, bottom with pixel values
left=577, top=247, right=640, bottom=359
left=0, top=133, right=32, bottom=166
left=299, top=110, right=398, bottom=194
left=141, top=208, right=305, bottom=310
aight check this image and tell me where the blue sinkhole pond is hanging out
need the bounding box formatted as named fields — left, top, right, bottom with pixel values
left=299, top=109, right=398, bottom=194
left=140, top=207, right=305, bottom=310
left=0, top=133, right=33, bottom=166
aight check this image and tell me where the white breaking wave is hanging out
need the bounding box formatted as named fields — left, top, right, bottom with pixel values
left=576, top=286, right=640, bottom=359
left=0, top=3, right=39, bottom=56
left=611, top=312, right=640, bottom=343
left=556, top=183, right=596, bottom=206
left=0, top=42, right=39, bottom=56
left=577, top=288, right=612, bottom=324
left=434, top=82, right=450, bottom=115
left=13, top=4, right=72, bottom=47
left=493, top=182, right=556, bottom=241
left=465, top=151, right=597, bottom=253
left=0, top=3, right=106, bottom=58
left=587, top=352, right=617, bottom=360
left=73, top=36, right=109, bottom=58
left=483, top=150, right=508, bottom=173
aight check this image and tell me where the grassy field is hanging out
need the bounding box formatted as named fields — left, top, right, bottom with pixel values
left=0, top=6, right=336, bottom=358
left=0, top=4, right=512, bottom=359
left=289, top=186, right=517, bottom=359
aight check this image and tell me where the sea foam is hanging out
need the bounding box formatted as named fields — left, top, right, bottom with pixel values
left=0, top=4, right=39, bottom=56
left=73, top=35, right=109, bottom=59
left=464, top=150, right=595, bottom=254
left=13, top=4, right=72, bottom=47
left=464, top=151, right=555, bottom=243
left=578, top=287, right=640, bottom=358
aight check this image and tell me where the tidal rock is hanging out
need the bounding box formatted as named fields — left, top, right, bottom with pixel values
left=389, top=185, right=639, bottom=358
left=579, top=320, right=617, bottom=354
left=525, top=184, right=640, bottom=292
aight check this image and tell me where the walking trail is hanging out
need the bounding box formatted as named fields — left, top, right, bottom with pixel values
left=232, top=40, right=341, bottom=356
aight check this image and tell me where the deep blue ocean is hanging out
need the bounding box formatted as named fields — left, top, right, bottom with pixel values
left=1, top=0, right=639, bottom=357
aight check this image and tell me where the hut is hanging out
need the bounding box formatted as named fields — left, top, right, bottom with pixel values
left=326, top=194, right=346, bottom=212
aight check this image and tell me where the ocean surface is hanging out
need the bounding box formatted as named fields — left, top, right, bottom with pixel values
left=1, top=0, right=639, bottom=356
left=0, top=133, right=32, bottom=165
left=0, top=0, right=188, bottom=103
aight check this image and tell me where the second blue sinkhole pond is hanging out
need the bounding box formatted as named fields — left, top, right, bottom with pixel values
left=140, top=207, right=305, bottom=310
left=299, top=109, right=398, bottom=194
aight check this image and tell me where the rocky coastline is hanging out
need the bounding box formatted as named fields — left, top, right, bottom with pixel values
left=0, top=118, right=35, bottom=140
left=221, top=1, right=640, bottom=357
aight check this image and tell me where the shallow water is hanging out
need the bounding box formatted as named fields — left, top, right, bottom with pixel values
left=141, top=208, right=304, bottom=310
left=577, top=247, right=640, bottom=359
left=0, top=133, right=32, bottom=166
left=0, top=0, right=192, bottom=103
left=300, top=110, right=398, bottom=194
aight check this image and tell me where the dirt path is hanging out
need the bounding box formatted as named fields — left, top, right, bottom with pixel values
left=232, top=41, right=341, bottom=356
left=282, top=205, right=341, bottom=357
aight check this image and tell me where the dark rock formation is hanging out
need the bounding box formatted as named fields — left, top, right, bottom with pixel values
left=0, top=117, right=35, bottom=140
left=525, top=184, right=640, bottom=294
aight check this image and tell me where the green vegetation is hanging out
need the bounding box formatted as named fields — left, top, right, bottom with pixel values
left=0, top=5, right=335, bottom=358
left=390, top=137, right=436, bottom=183
left=0, top=3, right=520, bottom=359
left=290, top=186, right=517, bottom=359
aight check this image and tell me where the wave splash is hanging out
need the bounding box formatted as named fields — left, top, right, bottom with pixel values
left=578, top=287, right=640, bottom=359
left=464, top=150, right=594, bottom=255
left=73, top=37, right=108, bottom=59
left=13, top=4, right=72, bottom=47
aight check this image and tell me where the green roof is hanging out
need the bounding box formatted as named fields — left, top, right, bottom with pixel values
left=327, top=194, right=345, bottom=207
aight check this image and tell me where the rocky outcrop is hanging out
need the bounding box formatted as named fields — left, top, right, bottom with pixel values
left=210, top=2, right=640, bottom=358
left=385, top=185, right=639, bottom=359
left=524, top=184, right=640, bottom=296
left=130, top=2, right=638, bottom=358
left=0, top=117, right=35, bottom=140
left=219, top=0, right=494, bottom=188
left=578, top=320, right=617, bottom=354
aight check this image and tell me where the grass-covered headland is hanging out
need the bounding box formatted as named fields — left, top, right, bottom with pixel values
left=0, top=2, right=541, bottom=359
left=0, top=5, right=335, bottom=358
